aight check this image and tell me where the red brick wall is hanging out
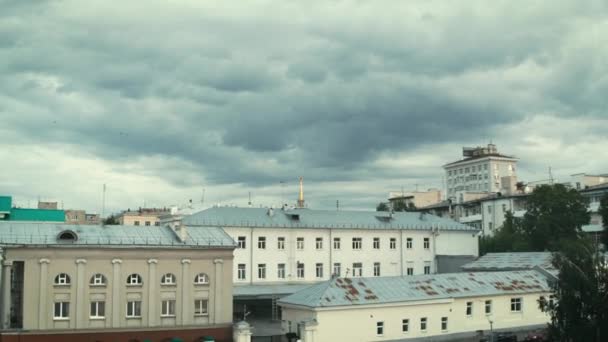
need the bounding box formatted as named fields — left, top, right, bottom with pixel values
left=0, top=326, right=232, bottom=342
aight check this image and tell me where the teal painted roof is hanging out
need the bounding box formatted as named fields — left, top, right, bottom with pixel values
left=278, top=270, right=550, bottom=308
left=0, top=222, right=235, bottom=248
left=461, top=252, right=554, bottom=272
left=0, top=196, right=11, bottom=213
left=9, top=208, right=65, bottom=222
left=184, top=207, right=477, bottom=231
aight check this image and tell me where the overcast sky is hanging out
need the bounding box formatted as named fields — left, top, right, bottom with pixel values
left=1, top=0, right=607, bottom=215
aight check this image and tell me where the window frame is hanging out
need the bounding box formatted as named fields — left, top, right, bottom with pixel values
left=441, top=317, right=448, bottom=331
left=423, top=237, right=430, bottom=249
left=373, top=237, right=380, bottom=249
left=333, top=263, right=341, bottom=277
left=54, top=273, right=71, bottom=286
left=126, top=301, right=142, bottom=318
left=511, top=297, right=522, bottom=312
left=352, top=262, right=362, bottom=277
left=126, top=274, right=143, bottom=286
left=402, top=318, right=409, bottom=333
left=296, top=237, right=305, bottom=250
left=194, top=273, right=209, bottom=285
left=406, top=238, right=413, bottom=249
left=485, top=300, right=492, bottom=315
left=389, top=238, right=396, bottom=249
left=257, top=263, right=267, bottom=279
left=277, top=263, right=286, bottom=279
left=420, top=317, right=427, bottom=332
left=352, top=237, right=362, bottom=250
left=466, top=301, right=473, bottom=316
left=237, top=236, right=246, bottom=249
left=257, top=236, right=266, bottom=249
left=333, top=237, right=341, bottom=250
left=54, top=301, right=70, bottom=320
left=194, top=299, right=208, bottom=316
left=277, top=237, right=285, bottom=250
left=237, top=264, right=246, bottom=280
left=90, top=273, right=106, bottom=286
left=161, top=273, right=177, bottom=285
left=315, top=263, right=323, bottom=278
left=315, top=237, right=323, bottom=250
left=376, top=321, right=384, bottom=336
left=160, top=300, right=176, bottom=317
left=90, top=301, right=105, bottom=319
left=373, top=262, right=381, bottom=277
left=296, top=263, right=305, bottom=278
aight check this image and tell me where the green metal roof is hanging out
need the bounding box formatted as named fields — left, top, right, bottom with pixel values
left=183, top=207, right=477, bottom=231
left=461, top=252, right=555, bottom=272
left=278, top=270, right=550, bottom=309
left=9, top=208, right=65, bottom=222
left=0, top=196, right=11, bottom=214
left=0, top=222, right=235, bottom=248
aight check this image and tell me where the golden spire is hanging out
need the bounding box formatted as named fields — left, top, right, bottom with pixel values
left=297, top=176, right=305, bottom=208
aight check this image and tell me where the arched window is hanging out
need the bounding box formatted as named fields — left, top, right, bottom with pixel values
left=126, top=274, right=143, bottom=286
left=54, top=273, right=71, bottom=285
left=194, top=273, right=209, bottom=285
left=90, top=273, right=106, bottom=286
left=57, top=230, right=78, bottom=242
left=161, top=273, right=176, bottom=285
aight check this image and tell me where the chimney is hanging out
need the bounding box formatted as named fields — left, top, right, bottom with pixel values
left=297, top=176, right=305, bottom=208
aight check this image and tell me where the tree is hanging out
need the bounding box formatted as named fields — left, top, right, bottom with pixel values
left=376, top=202, right=389, bottom=212
left=392, top=200, right=416, bottom=212
left=541, top=237, right=608, bottom=342
left=479, top=211, right=529, bottom=254
left=521, top=184, right=590, bottom=251
left=102, top=215, right=119, bottom=225
left=600, top=193, right=608, bottom=247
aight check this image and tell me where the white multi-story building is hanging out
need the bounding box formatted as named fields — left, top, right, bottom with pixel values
left=279, top=270, right=551, bottom=342
left=444, top=144, right=518, bottom=202
left=183, top=206, right=480, bottom=323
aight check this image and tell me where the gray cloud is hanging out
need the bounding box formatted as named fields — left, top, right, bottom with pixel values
left=1, top=0, right=607, bottom=212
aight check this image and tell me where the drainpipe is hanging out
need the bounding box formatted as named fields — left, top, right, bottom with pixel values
left=432, top=225, right=439, bottom=273
left=250, top=227, right=253, bottom=285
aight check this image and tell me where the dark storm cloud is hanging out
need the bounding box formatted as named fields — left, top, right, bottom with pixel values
left=1, top=0, right=607, bottom=195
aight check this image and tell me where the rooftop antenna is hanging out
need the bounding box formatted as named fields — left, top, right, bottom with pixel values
left=549, top=166, right=554, bottom=184
left=248, top=192, right=252, bottom=207
left=297, top=176, right=305, bottom=208
left=201, top=187, right=205, bottom=205
left=336, top=200, right=340, bottom=211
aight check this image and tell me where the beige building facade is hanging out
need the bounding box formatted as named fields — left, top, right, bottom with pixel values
left=0, top=222, right=235, bottom=342
left=116, top=208, right=170, bottom=226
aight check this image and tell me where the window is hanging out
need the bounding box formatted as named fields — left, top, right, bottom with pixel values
left=376, top=321, right=384, bottom=336
left=90, top=273, right=106, bottom=286
left=333, top=263, right=341, bottom=277
left=54, top=302, right=69, bottom=319
left=277, top=263, right=285, bottom=279
left=511, top=297, right=522, bottom=312
left=237, top=264, right=246, bottom=280
left=406, top=238, right=413, bottom=249
left=373, top=262, right=381, bottom=277
left=352, top=262, right=362, bottom=277
left=315, top=263, right=323, bottom=278
left=277, top=237, right=285, bottom=250
left=487, top=206, right=492, bottom=214
left=424, top=265, right=431, bottom=274
left=485, top=300, right=492, bottom=314
left=373, top=237, right=380, bottom=249
left=297, top=263, right=304, bottom=278
left=126, top=274, right=143, bottom=286
left=352, top=237, right=362, bottom=250
left=423, top=238, right=430, bottom=249
left=161, top=300, right=176, bottom=317
left=258, top=236, right=266, bottom=249
left=315, top=237, right=323, bottom=250
left=194, top=273, right=209, bottom=285
left=488, top=222, right=493, bottom=231
left=237, top=236, right=246, bottom=249
left=145, top=221, right=151, bottom=226
left=258, top=264, right=266, bottom=279
left=390, top=238, right=396, bottom=249
left=194, top=299, right=208, bottom=315
left=90, top=301, right=105, bottom=318
left=466, top=301, right=473, bottom=316
left=441, top=317, right=448, bottom=331
left=155, top=221, right=160, bottom=226
left=297, top=237, right=304, bottom=250
left=161, top=273, right=176, bottom=285
left=134, top=220, right=140, bottom=226
left=402, top=319, right=409, bottom=333
left=54, top=273, right=71, bottom=285
left=333, top=237, right=341, bottom=249
left=407, top=267, right=414, bottom=276
left=126, top=301, right=141, bottom=318
left=420, top=317, right=427, bottom=332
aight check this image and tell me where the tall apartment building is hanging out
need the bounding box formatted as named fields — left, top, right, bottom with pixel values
left=444, top=144, right=517, bottom=202
left=0, top=222, right=235, bottom=342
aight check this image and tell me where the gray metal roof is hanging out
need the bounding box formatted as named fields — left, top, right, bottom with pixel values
left=0, top=222, right=235, bottom=248
left=278, top=270, right=550, bottom=308
left=183, top=207, right=477, bottom=231
left=234, top=284, right=315, bottom=298
left=461, top=252, right=554, bottom=272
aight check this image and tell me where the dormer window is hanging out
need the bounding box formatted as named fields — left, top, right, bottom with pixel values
left=57, top=230, right=78, bottom=242
left=161, top=273, right=176, bottom=285
left=54, top=273, right=71, bottom=286
left=194, top=273, right=210, bottom=285
left=126, top=274, right=143, bottom=286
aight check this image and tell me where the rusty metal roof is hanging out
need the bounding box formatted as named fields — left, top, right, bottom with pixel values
left=183, top=207, right=477, bottom=231
left=461, top=252, right=554, bottom=272
left=278, top=270, right=550, bottom=308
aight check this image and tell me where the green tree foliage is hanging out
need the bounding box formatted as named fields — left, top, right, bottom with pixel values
left=479, top=211, right=528, bottom=254
left=521, top=184, right=590, bottom=251
left=541, top=238, right=608, bottom=342
left=392, top=200, right=416, bottom=212
left=102, top=215, right=119, bottom=225
left=376, top=202, right=389, bottom=212
left=600, top=193, right=608, bottom=247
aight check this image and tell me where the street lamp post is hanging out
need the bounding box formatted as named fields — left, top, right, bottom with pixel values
left=488, top=319, right=494, bottom=342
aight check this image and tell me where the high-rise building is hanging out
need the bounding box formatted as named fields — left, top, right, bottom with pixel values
left=443, top=144, right=517, bottom=202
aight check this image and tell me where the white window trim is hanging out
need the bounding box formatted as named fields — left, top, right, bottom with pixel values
left=53, top=302, right=69, bottom=320
left=194, top=273, right=210, bottom=285
left=90, top=301, right=105, bottom=319
left=126, top=301, right=142, bottom=318
left=161, top=273, right=176, bottom=286
left=194, top=299, right=209, bottom=316
left=161, top=300, right=176, bottom=317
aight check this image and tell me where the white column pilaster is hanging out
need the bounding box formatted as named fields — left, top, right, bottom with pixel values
left=1, top=260, right=13, bottom=329
left=111, top=258, right=122, bottom=328
left=147, top=259, right=158, bottom=326
left=180, top=259, right=191, bottom=325
left=213, top=258, right=224, bottom=324
left=75, top=258, right=87, bottom=329
left=38, top=258, right=51, bottom=329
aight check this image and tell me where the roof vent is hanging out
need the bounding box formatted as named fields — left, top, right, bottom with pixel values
left=267, top=208, right=274, bottom=217
left=57, top=230, right=78, bottom=242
